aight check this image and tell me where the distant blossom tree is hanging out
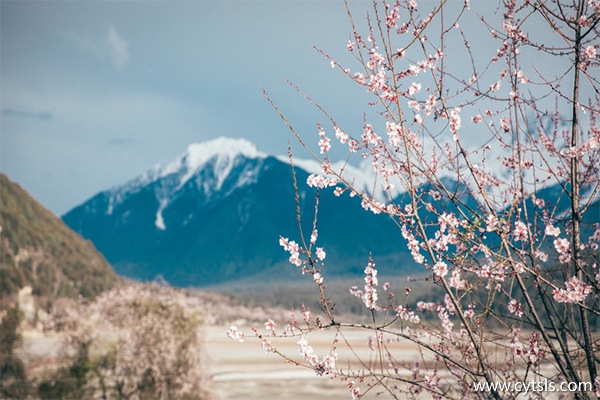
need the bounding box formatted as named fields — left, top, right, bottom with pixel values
left=42, top=284, right=205, bottom=400
left=230, top=0, right=599, bottom=399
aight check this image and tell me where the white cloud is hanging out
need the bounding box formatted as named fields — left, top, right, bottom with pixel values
left=106, top=24, right=129, bottom=70
left=70, top=24, right=129, bottom=70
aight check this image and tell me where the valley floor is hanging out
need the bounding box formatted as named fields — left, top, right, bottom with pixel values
left=202, top=324, right=425, bottom=400
left=203, top=325, right=350, bottom=399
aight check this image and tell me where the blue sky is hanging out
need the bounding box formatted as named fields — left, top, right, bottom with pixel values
left=1, top=0, right=578, bottom=215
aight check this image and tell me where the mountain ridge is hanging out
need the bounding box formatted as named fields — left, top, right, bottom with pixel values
left=62, top=137, right=599, bottom=288
left=0, top=173, right=119, bottom=301
left=62, top=138, right=413, bottom=287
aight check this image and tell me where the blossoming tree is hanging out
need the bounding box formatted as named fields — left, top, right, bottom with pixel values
left=41, top=284, right=205, bottom=399
left=230, top=0, right=599, bottom=398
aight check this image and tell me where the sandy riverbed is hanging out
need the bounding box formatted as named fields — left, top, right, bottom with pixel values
left=202, top=325, right=422, bottom=400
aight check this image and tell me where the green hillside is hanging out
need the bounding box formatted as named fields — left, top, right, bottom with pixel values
left=0, top=174, right=118, bottom=301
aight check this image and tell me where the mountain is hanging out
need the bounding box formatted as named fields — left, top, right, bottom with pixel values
left=0, top=174, right=118, bottom=300
left=62, top=138, right=416, bottom=287
left=62, top=137, right=598, bottom=288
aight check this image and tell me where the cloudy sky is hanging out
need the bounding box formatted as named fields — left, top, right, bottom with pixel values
left=1, top=0, right=576, bottom=215
left=2, top=1, right=380, bottom=215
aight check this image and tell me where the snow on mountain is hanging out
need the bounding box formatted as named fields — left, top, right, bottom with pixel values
left=149, top=137, right=266, bottom=230
left=104, top=137, right=266, bottom=229
left=278, top=155, right=403, bottom=201
left=159, top=137, right=265, bottom=189
left=62, top=136, right=598, bottom=288
left=62, top=137, right=415, bottom=287
left=101, top=136, right=408, bottom=232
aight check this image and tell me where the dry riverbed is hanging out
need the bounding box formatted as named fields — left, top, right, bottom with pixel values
left=202, top=324, right=422, bottom=400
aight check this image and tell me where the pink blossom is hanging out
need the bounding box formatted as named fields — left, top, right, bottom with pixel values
left=409, top=64, right=421, bottom=75
left=363, top=194, right=387, bottom=214
left=362, top=123, right=381, bottom=145
left=553, top=238, right=570, bottom=254
left=395, top=305, right=421, bottom=323
left=438, top=212, right=459, bottom=232
left=318, top=128, right=331, bottom=153
left=553, top=277, right=591, bottom=303
left=425, top=94, right=436, bottom=114
left=313, top=272, right=323, bottom=285
left=438, top=307, right=454, bottom=335
left=306, top=174, right=337, bottom=188
left=514, top=263, right=525, bottom=274
left=279, top=236, right=299, bottom=254
left=424, top=370, right=438, bottom=387
left=227, top=325, right=246, bottom=343
left=545, top=225, right=560, bottom=237
left=408, top=99, right=422, bottom=112
left=433, top=261, right=448, bottom=278
left=516, top=69, right=529, bottom=83
left=449, top=107, right=462, bottom=134
left=386, top=121, right=404, bottom=146
left=315, top=247, right=326, bottom=261
left=464, top=307, right=475, bottom=319
left=485, top=214, right=498, bottom=232
left=302, top=308, right=311, bottom=323
left=508, top=299, right=523, bottom=317
left=559, top=253, right=571, bottom=264
left=408, top=82, right=422, bottom=95
left=489, top=80, right=502, bottom=92
left=511, top=329, right=523, bottom=356
left=297, top=336, right=318, bottom=366
left=297, top=336, right=337, bottom=376
left=449, top=269, right=466, bottom=290
left=353, top=72, right=367, bottom=85
left=349, top=285, right=363, bottom=299
left=335, top=126, right=349, bottom=144
left=385, top=3, right=399, bottom=28
left=502, top=22, right=518, bottom=38
left=261, top=338, right=275, bottom=354
left=527, top=331, right=543, bottom=364
left=264, top=319, right=276, bottom=335
left=402, top=225, right=425, bottom=264
left=367, top=50, right=385, bottom=70
left=279, top=236, right=303, bottom=267
left=535, top=250, right=548, bottom=262
left=310, top=229, right=318, bottom=244
left=513, top=220, right=528, bottom=241
left=362, top=258, right=379, bottom=309
left=416, top=301, right=437, bottom=312
left=584, top=45, right=597, bottom=60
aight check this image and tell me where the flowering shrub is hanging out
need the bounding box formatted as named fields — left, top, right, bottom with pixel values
left=40, top=283, right=205, bottom=399
left=233, top=0, right=600, bottom=398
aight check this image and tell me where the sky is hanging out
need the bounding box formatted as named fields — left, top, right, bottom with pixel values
left=0, top=0, right=581, bottom=216
left=2, top=1, right=382, bottom=215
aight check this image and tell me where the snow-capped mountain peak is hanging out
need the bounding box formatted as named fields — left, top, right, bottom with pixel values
left=104, top=137, right=266, bottom=219
left=159, top=137, right=265, bottom=185
left=186, top=137, right=263, bottom=167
